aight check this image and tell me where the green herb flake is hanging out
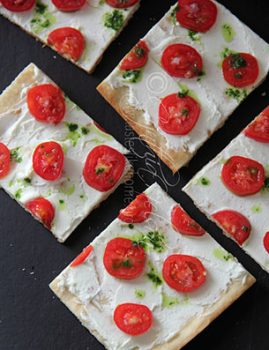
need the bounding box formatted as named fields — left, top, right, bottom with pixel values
left=104, top=10, right=124, bottom=32
left=15, top=189, right=22, bottom=200
left=10, top=147, right=22, bottom=163
left=225, top=87, right=248, bottom=102
left=230, top=53, right=247, bottom=69
left=220, top=47, right=236, bottom=60
left=59, top=183, right=75, bottom=196
left=221, top=23, right=235, bottom=43
left=67, top=123, right=79, bottom=132
left=170, top=4, right=179, bottom=25
left=59, top=199, right=65, bottom=210
left=81, top=126, right=90, bottom=135
left=122, top=69, right=142, bottom=83
left=213, top=248, right=233, bottom=262
left=30, top=1, right=56, bottom=35
left=198, top=177, right=211, bottom=186
left=251, top=205, right=262, bottom=214
left=122, top=259, right=132, bottom=268
left=188, top=30, right=201, bottom=43
left=162, top=292, right=179, bottom=308
left=128, top=223, right=134, bottom=229
left=147, top=262, right=163, bottom=288
left=132, top=231, right=166, bottom=253
left=24, top=177, right=32, bottom=185
left=135, top=289, right=145, bottom=299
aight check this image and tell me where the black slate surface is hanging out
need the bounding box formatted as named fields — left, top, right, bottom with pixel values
left=0, top=1, right=269, bottom=349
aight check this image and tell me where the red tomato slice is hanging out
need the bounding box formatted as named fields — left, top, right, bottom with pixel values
left=83, top=145, right=125, bottom=192
left=48, top=27, right=85, bottom=62
left=33, top=141, right=64, bottom=181
left=1, top=0, right=35, bottom=11
left=118, top=193, right=152, bottom=223
left=263, top=232, right=269, bottom=253
left=52, top=0, right=86, bottom=11
left=106, top=0, right=139, bottom=9
left=176, top=0, right=217, bottom=32
left=161, top=44, right=203, bottom=78
left=0, top=143, right=11, bottom=179
left=221, top=156, right=265, bottom=196
left=244, top=106, right=269, bottom=143
left=212, top=210, right=251, bottom=245
left=114, top=303, right=152, bottom=336
left=222, top=53, right=259, bottom=88
left=27, top=84, right=65, bottom=124
left=26, top=197, right=55, bottom=229
left=171, top=205, right=205, bottom=236
left=103, top=238, right=146, bottom=280
left=70, top=245, right=94, bottom=267
left=159, top=93, right=201, bottom=135
left=162, top=254, right=206, bottom=292
left=120, top=40, right=149, bottom=71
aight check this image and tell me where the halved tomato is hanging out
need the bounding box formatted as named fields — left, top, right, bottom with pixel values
left=171, top=205, right=205, bottom=236
left=52, top=0, right=86, bottom=11
left=83, top=145, right=125, bottom=192
left=221, top=156, right=265, bottom=196
left=120, top=40, right=149, bottom=71
left=212, top=210, right=251, bottom=245
left=106, top=0, right=139, bottom=9
left=222, top=53, right=259, bottom=88
left=176, top=0, right=217, bottom=32
left=0, top=143, right=11, bottom=179
left=33, top=141, right=64, bottom=181
left=118, top=193, right=152, bottom=223
left=114, top=303, right=153, bottom=336
left=244, top=106, right=269, bottom=143
left=162, top=254, right=206, bottom=292
left=27, top=84, right=65, bottom=124
left=103, top=238, right=146, bottom=280
left=263, top=232, right=269, bottom=253
left=1, top=0, right=35, bottom=12
left=70, top=245, right=94, bottom=267
left=26, top=197, right=55, bottom=229
left=159, top=93, right=201, bottom=135
left=161, top=44, right=203, bottom=78
left=48, top=27, right=85, bottom=62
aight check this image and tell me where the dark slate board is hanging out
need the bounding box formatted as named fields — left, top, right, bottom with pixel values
left=0, top=1, right=269, bottom=349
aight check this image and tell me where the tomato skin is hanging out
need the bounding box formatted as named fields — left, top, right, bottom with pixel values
left=27, top=84, right=65, bottom=125
left=83, top=145, right=125, bottom=192
left=106, top=0, right=139, bottom=9
left=48, top=27, right=85, bottom=62
left=159, top=93, right=201, bottom=135
left=1, top=0, right=35, bottom=12
left=212, top=210, right=251, bottom=245
left=263, top=232, right=269, bottom=253
left=26, top=197, right=55, bottom=229
left=171, top=205, right=205, bottom=236
left=0, top=143, right=11, bottom=179
left=52, top=0, right=86, bottom=11
left=103, top=238, right=146, bottom=280
left=33, top=141, right=64, bottom=181
left=161, top=44, right=203, bottom=78
left=221, top=156, right=265, bottom=196
left=114, top=303, right=153, bottom=336
left=120, top=40, right=149, bottom=71
left=244, top=107, right=269, bottom=143
left=118, top=194, right=152, bottom=223
left=176, top=0, right=217, bottom=33
left=222, top=53, right=259, bottom=88
left=162, top=254, right=206, bottom=293
left=71, top=245, right=94, bottom=267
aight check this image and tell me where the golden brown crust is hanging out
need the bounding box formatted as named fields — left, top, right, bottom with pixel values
left=50, top=272, right=255, bottom=350
left=97, top=81, right=192, bottom=173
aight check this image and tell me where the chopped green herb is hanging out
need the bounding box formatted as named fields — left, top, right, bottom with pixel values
left=66, top=123, right=78, bottom=132
left=220, top=47, right=236, bottom=60
left=251, top=205, right=262, bottom=213
left=59, top=199, right=65, bottom=210
left=198, top=177, right=211, bottom=186
left=96, top=168, right=105, bottom=174
left=135, top=289, right=145, bottom=299
left=132, top=231, right=166, bottom=253
left=188, top=30, right=201, bottom=43
left=242, top=225, right=249, bottom=232
left=30, top=1, right=56, bottom=34
left=147, top=262, right=163, bottom=287
left=135, top=46, right=146, bottom=58
left=128, top=223, right=134, bottom=229
left=122, top=69, right=142, bottom=83
left=221, top=23, right=235, bottom=43
left=162, top=292, right=179, bottom=308
left=170, top=4, right=179, bottom=25
left=10, top=148, right=22, bottom=163
left=81, top=126, right=90, bottom=135
left=104, top=10, right=124, bottom=31
left=230, top=53, right=247, bottom=69
left=178, top=83, right=199, bottom=102
left=181, top=108, right=189, bottom=116
left=15, top=189, right=22, bottom=200
left=213, top=248, right=233, bottom=262
left=59, top=183, right=75, bottom=196
left=263, top=178, right=269, bottom=190
left=24, top=177, right=32, bottom=185
left=178, top=90, right=189, bottom=98
left=225, top=87, right=248, bottom=102
left=122, top=259, right=132, bottom=268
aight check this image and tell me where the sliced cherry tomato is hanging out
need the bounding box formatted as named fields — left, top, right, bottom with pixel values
left=48, top=27, right=85, bottom=62
left=106, top=0, right=139, bottom=9
left=83, top=145, right=125, bottom=192
left=244, top=106, right=269, bottom=143
left=52, top=0, right=85, bottom=11
left=171, top=205, right=205, bottom=236
left=1, top=0, right=35, bottom=12
left=159, top=93, right=201, bottom=135
left=212, top=210, right=251, bottom=245
left=221, top=156, right=265, bottom=196
left=120, top=40, right=149, bottom=71
left=103, top=238, right=146, bottom=280
left=161, top=44, right=203, bottom=78
left=162, top=254, right=206, bottom=292
left=263, top=232, right=269, bottom=253
left=222, top=53, right=259, bottom=88
left=118, top=194, right=152, bottom=223
left=26, top=197, right=55, bottom=229
left=176, top=0, right=217, bottom=32
left=0, top=143, right=11, bottom=179
left=114, top=303, right=153, bottom=336
left=27, top=84, right=65, bottom=125
left=70, top=245, right=94, bottom=267
left=33, top=141, right=64, bottom=181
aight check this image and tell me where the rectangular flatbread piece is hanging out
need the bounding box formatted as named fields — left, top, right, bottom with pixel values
left=98, top=0, right=269, bottom=172
left=0, top=63, right=133, bottom=242
left=50, top=182, right=255, bottom=350
left=183, top=106, right=269, bottom=272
